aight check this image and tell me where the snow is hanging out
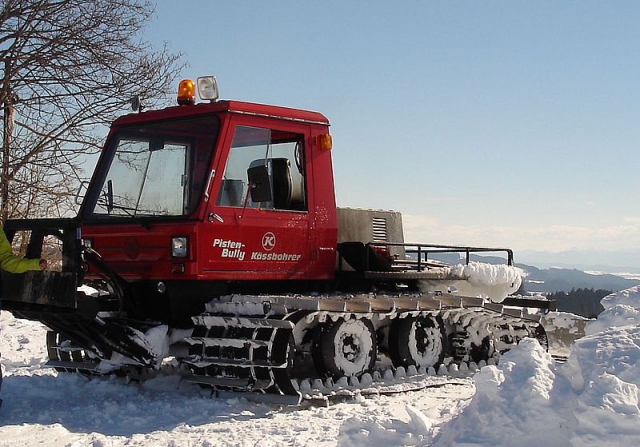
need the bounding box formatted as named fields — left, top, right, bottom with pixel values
left=2, top=286, right=640, bottom=445
left=449, top=262, right=523, bottom=302
left=419, top=261, right=524, bottom=302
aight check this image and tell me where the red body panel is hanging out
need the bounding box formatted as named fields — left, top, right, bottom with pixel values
left=81, top=101, right=337, bottom=283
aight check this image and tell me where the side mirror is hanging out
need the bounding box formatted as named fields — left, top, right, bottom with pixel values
left=149, top=137, right=165, bottom=151
left=75, top=181, right=89, bottom=205
left=247, top=165, right=272, bottom=203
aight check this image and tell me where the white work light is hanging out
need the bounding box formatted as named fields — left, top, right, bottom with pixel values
left=171, top=236, right=189, bottom=258
left=197, top=76, right=219, bottom=101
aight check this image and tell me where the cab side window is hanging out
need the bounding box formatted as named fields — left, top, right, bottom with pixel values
left=216, top=125, right=307, bottom=211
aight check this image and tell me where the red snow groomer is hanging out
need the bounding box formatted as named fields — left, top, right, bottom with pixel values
left=1, top=76, right=553, bottom=402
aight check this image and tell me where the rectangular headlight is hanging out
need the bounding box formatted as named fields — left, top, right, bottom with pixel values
left=171, top=236, right=188, bottom=258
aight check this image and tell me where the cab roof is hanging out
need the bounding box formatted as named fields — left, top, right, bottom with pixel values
left=112, top=100, right=330, bottom=127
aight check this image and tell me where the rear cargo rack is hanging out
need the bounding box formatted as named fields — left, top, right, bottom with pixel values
left=337, top=241, right=514, bottom=274
left=388, top=242, right=514, bottom=271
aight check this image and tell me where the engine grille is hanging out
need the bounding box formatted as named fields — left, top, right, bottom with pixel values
left=372, top=217, right=387, bottom=243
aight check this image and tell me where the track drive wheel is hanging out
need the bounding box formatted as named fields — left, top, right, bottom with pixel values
left=389, top=315, right=447, bottom=369
left=269, top=328, right=299, bottom=396
left=312, top=317, right=377, bottom=378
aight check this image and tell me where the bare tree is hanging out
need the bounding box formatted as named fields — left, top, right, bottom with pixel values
left=0, top=0, right=184, bottom=221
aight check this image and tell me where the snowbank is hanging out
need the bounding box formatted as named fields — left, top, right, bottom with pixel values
left=434, top=285, right=640, bottom=446
left=433, top=338, right=570, bottom=446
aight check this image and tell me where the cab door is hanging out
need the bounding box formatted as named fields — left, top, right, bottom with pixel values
left=201, top=118, right=313, bottom=280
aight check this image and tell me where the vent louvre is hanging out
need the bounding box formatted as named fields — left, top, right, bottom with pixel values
left=371, top=217, right=388, bottom=243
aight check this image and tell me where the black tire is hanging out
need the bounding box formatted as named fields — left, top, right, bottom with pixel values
left=389, top=315, right=447, bottom=369
left=312, top=317, right=377, bottom=378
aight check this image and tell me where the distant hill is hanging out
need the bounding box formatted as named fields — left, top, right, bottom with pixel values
left=428, top=252, right=640, bottom=294
left=517, top=264, right=640, bottom=294
left=518, top=249, right=640, bottom=273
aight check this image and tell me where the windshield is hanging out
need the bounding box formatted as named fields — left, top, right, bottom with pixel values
left=84, top=115, right=219, bottom=219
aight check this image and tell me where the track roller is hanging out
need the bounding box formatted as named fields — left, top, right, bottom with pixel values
left=388, top=315, right=447, bottom=369
left=312, top=317, right=377, bottom=378
left=449, top=323, right=496, bottom=364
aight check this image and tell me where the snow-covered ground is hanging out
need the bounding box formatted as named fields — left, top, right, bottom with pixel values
left=2, top=287, right=640, bottom=446
left=0, top=312, right=476, bottom=446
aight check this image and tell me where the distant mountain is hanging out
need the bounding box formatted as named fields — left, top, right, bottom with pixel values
left=517, top=264, right=640, bottom=294
left=518, top=249, right=640, bottom=274
left=428, top=253, right=640, bottom=294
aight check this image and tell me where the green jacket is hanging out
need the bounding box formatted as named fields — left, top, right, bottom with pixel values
left=0, top=227, right=41, bottom=273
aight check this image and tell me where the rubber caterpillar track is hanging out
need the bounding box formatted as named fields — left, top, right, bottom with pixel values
left=46, top=337, right=482, bottom=407
left=180, top=292, right=547, bottom=400
left=44, top=292, right=548, bottom=403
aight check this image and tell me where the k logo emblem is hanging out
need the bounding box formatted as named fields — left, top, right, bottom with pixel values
left=261, top=232, right=276, bottom=251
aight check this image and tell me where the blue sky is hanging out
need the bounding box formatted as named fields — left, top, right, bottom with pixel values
left=144, top=1, right=640, bottom=265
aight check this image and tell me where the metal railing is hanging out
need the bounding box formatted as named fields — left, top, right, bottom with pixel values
left=368, top=242, right=514, bottom=272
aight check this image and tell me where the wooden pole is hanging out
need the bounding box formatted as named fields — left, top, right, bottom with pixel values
left=2, top=57, right=13, bottom=223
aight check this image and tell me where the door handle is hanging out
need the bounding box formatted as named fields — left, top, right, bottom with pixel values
left=204, top=169, right=216, bottom=202
left=208, top=213, right=224, bottom=223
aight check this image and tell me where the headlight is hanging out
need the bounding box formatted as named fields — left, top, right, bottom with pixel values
left=171, top=236, right=188, bottom=258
